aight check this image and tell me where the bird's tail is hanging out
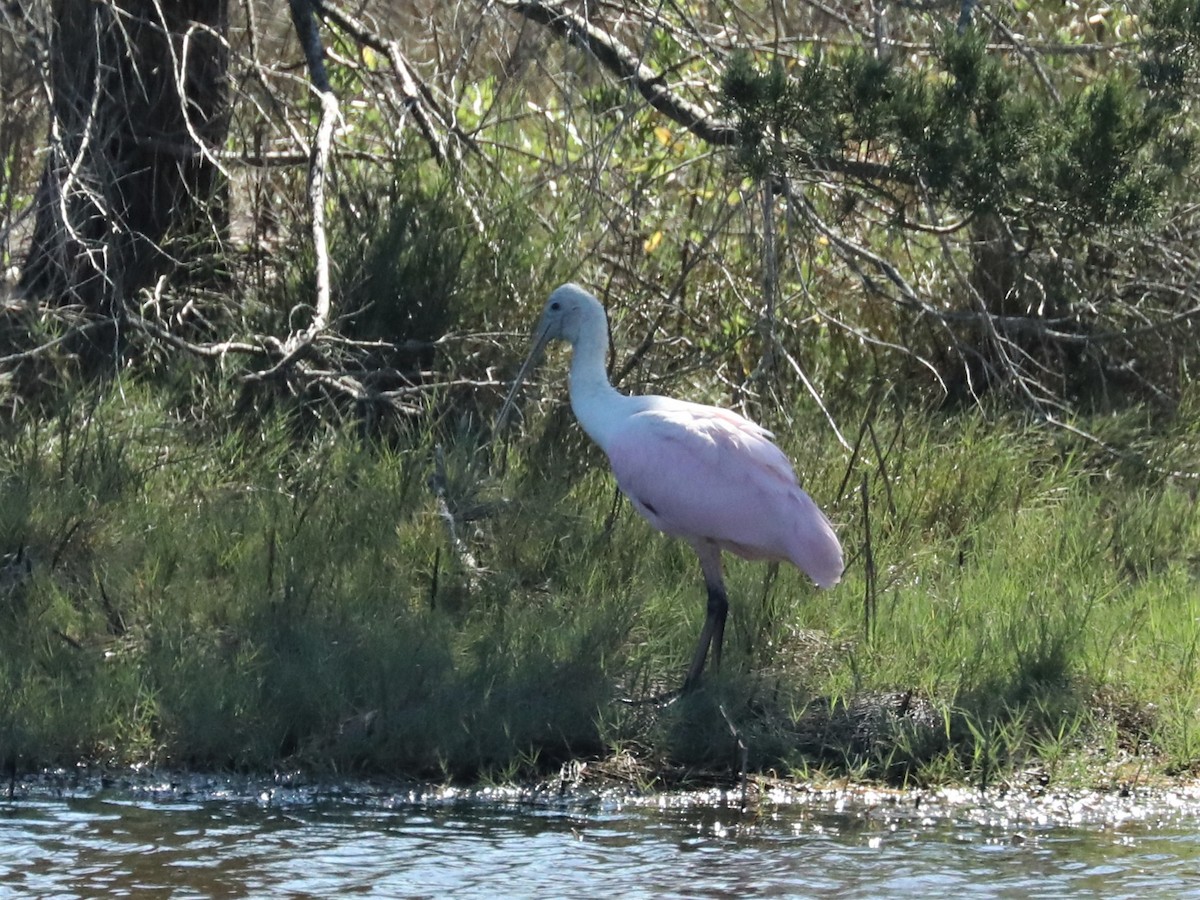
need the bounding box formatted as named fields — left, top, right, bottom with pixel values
left=792, top=493, right=844, bottom=588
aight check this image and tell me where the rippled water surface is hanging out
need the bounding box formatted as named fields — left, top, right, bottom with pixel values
left=4, top=777, right=1200, bottom=898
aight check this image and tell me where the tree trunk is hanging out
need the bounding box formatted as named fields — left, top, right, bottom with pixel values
left=21, top=0, right=229, bottom=335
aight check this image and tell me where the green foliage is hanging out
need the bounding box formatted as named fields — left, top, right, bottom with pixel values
left=720, top=7, right=1200, bottom=402
left=724, top=28, right=1187, bottom=231
left=0, top=387, right=617, bottom=774
left=1053, top=76, right=1166, bottom=230
left=1140, top=0, right=1200, bottom=105
left=5, top=0, right=1200, bottom=791
left=2, top=379, right=1198, bottom=786
left=338, top=177, right=469, bottom=348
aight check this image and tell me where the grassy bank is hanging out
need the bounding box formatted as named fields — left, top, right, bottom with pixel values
left=1, top=379, right=1197, bottom=788
left=3, top=0, right=1200, bottom=797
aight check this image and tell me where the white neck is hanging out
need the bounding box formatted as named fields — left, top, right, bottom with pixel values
left=566, top=301, right=629, bottom=450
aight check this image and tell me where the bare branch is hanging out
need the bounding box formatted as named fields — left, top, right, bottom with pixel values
left=313, top=0, right=475, bottom=164
left=283, top=0, right=339, bottom=353
left=493, top=0, right=741, bottom=146
left=979, top=5, right=1061, bottom=105
left=124, top=313, right=263, bottom=359
left=0, top=320, right=110, bottom=366
left=288, top=0, right=333, bottom=94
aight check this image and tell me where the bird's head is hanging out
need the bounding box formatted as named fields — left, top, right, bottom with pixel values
left=531, top=283, right=599, bottom=348
left=494, top=283, right=606, bottom=432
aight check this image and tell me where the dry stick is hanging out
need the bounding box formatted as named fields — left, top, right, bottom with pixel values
left=312, top=0, right=474, bottom=166
left=784, top=184, right=961, bottom=390
left=494, top=0, right=739, bottom=146
left=718, top=702, right=750, bottom=810
left=798, top=0, right=1124, bottom=57
left=45, top=12, right=110, bottom=290
left=979, top=6, right=1062, bottom=105
left=128, top=311, right=433, bottom=413
left=1045, top=414, right=1199, bottom=481
left=242, top=3, right=483, bottom=392
left=792, top=177, right=1108, bottom=396
left=800, top=0, right=865, bottom=38
left=756, top=178, right=852, bottom=449
left=815, top=307, right=948, bottom=390
left=148, top=2, right=232, bottom=182
left=240, top=0, right=341, bottom=386
left=0, top=320, right=113, bottom=365
left=801, top=180, right=1193, bottom=360
left=755, top=180, right=779, bottom=380
left=307, top=87, right=337, bottom=335
left=498, top=0, right=899, bottom=185
left=125, top=312, right=262, bottom=358
left=777, top=343, right=852, bottom=452
left=287, top=0, right=337, bottom=337
left=929, top=205, right=1060, bottom=409
left=209, top=148, right=386, bottom=167
left=789, top=187, right=926, bottom=313
left=860, top=472, right=876, bottom=644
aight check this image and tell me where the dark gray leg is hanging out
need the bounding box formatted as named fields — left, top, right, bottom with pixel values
left=682, top=541, right=728, bottom=693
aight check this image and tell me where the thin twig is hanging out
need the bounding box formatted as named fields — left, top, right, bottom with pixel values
left=494, top=0, right=739, bottom=145
left=718, top=702, right=750, bottom=809
left=979, top=6, right=1062, bottom=105
left=754, top=180, right=779, bottom=380
left=860, top=472, right=876, bottom=644
left=776, top=342, right=852, bottom=452
left=0, top=320, right=112, bottom=365
left=313, top=0, right=477, bottom=164
left=125, top=313, right=263, bottom=358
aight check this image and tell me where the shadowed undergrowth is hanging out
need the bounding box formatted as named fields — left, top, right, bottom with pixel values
left=0, top=382, right=1198, bottom=788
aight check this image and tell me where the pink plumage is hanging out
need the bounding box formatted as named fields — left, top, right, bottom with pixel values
left=498, top=283, right=843, bottom=692
left=606, top=400, right=842, bottom=587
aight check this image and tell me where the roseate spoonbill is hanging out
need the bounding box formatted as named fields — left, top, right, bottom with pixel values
left=498, top=283, right=843, bottom=692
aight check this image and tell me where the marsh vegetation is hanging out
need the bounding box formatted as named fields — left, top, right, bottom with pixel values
left=0, top=0, right=1198, bottom=788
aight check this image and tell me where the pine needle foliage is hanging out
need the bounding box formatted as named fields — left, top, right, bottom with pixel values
left=722, top=5, right=1200, bottom=401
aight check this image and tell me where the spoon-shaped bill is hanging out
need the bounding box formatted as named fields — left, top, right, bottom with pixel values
left=494, top=319, right=555, bottom=432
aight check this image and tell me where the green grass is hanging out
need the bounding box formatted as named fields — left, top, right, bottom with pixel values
left=0, top=380, right=1198, bottom=787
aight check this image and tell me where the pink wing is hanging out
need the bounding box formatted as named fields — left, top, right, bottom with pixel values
left=605, top=401, right=843, bottom=587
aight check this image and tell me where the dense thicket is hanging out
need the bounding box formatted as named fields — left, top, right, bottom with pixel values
left=724, top=8, right=1200, bottom=403
left=0, top=0, right=1196, bottom=419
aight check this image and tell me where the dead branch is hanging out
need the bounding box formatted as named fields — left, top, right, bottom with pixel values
left=252, top=0, right=340, bottom=378
left=313, top=0, right=474, bottom=165
left=496, top=1, right=907, bottom=185
left=124, top=312, right=263, bottom=359
left=0, top=319, right=111, bottom=366
left=493, top=0, right=740, bottom=146
left=978, top=5, right=1062, bottom=105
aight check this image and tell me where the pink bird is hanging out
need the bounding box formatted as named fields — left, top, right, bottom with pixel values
left=498, top=284, right=843, bottom=692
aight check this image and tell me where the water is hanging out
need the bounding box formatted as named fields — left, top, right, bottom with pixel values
left=4, top=776, right=1200, bottom=898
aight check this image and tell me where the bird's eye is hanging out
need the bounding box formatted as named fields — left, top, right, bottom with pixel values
left=550, top=301, right=561, bottom=311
